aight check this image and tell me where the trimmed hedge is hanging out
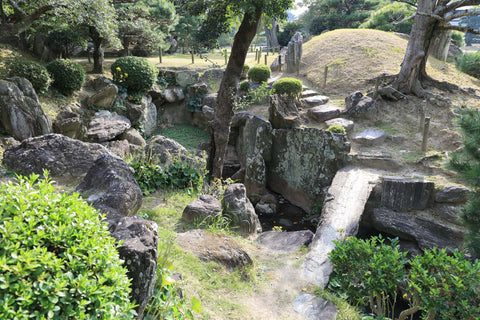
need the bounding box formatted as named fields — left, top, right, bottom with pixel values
left=8, top=60, right=52, bottom=93
left=111, top=56, right=158, bottom=92
left=247, top=65, right=271, bottom=83
left=46, top=59, right=85, bottom=95
left=239, top=81, right=250, bottom=92
left=0, top=173, right=136, bottom=319
left=272, top=77, right=303, bottom=99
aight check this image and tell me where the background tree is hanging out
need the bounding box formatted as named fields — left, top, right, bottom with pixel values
left=360, top=2, right=415, bottom=34
left=185, top=0, right=294, bottom=178
left=277, top=21, right=300, bottom=46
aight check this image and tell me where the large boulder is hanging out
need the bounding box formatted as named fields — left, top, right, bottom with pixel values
left=381, top=177, right=435, bottom=211
left=53, top=108, right=84, bottom=139
left=177, top=229, right=252, bottom=270
left=0, top=77, right=52, bottom=140
left=2, top=133, right=109, bottom=177
left=222, top=183, right=262, bottom=234
left=182, top=195, right=222, bottom=224
left=76, top=153, right=143, bottom=217
left=110, top=216, right=158, bottom=320
left=269, top=94, right=301, bottom=129
left=86, top=84, right=118, bottom=109
left=86, top=110, right=131, bottom=142
left=145, top=135, right=187, bottom=167
left=344, top=91, right=376, bottom=119
left=175, top=70, right=200, bottom=88
left=125, top=95, right=157, bottom=137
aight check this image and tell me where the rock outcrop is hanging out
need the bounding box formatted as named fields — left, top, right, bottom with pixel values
left=182, top=195, right=222, bottom=224
left=222, top=183, right=262, bottom=234
left=86, top=110, right=131, bottom=142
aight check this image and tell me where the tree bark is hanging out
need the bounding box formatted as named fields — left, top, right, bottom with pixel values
left=429, top=30, right=451, bottom=61
left=210, top=7, right=263, bottom=178
left=265, top=18, right=279, bottom=49
left=90, top=27, right=105, bottom=73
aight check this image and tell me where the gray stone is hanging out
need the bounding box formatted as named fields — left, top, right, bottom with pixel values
left=76, top=153, right=143, bottom=216
left=125, top=95, right=157, bottom=137
left=200, top=68, right=224, bottom=83
left=186, top=83, right=208, bottom=97
left=257, top=230, right=314, bottom=252
left=286, top=32, right=303, bottom=73
left=302, top=95, right=329, bottom=107
left=103, top=139, right=132, bottom=158
left=381, top=176, right=435, bottom=211
left=53, top=109, right=84, bottom=139
left=435, top=185, right=470, bottom=203
left=110, top=216, right=158, bottom=320
left=87, top=76, right=113, bottom=91
left=0, top=77, right=52, bottom=141
left=325, top=118, right=354, bottom=133
left=307, top=105, right=341, bottom=122
left=222, top=183, right=262, bottom=235
left=203, top=93, right=217, bottom=109
left=344, top=91, right=377, bottom=118
left=145, top=135, right=187, bottom=167
left=177, top=229, right=252, bottom=270
left=163, top=87, right=185, bottom=103
left=2, top=133, right=109, bottom=177
left=192, top=105, right=214, bottom=129
left=86, top=110, right=131, bottom=142
left=353, top=150, right=402, bottom=171
left=175, top=70, right=200, bottom=88
left=156, top=102, right=193, bottom=126
left=371, top=208, right=464, bottom=250
left=301, top=90, right=319, bottom=98
left=269, top=94, right=301, bottom=129
left=86, top=84, right=118, bottom=109
left=119, top=128, right=146, bottom=147
left=386, top=134, right=406, bottom=144
left=352, top=129, right=388, bottom=146
left=182, top=195, right=222, bottom=223
left=294, top=294, right=337, bottom=320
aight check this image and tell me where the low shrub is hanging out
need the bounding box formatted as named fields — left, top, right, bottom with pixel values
left=8, top=60, right=52, bottom=93
left=241, top=64, right=250, bottom=79
left=247, top=65, right=271, bottom=83
left=0, top=173, right=136, bottom=319
left=327, top=125, right=346, bottom=134
left=456, top=52, right=480, bottom=79
left=239, top=81, right=250, bottom=92
left=46, top=59, right=85, bottom=95
left=451, top=30, right=465, bottom=48
left=111, top=56, right=158, bottom=92
left=272, top=77, right=302, bottom=99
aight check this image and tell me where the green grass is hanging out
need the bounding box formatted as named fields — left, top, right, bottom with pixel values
left=154, top=125, right=210, bottom=151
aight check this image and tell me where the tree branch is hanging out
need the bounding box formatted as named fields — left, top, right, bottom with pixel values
left=8, top=0, right=27, bottom=19
left=394, top=12, right=416, bottom=25
left=395, top=0, right=417, bottom=7
left=416, top=11, right=445, bottom=21
left=444, top=9, right=480, bottom=22
left=444, top=24, right=480, bottom=35
left=444, top=0, right=480, bottom=15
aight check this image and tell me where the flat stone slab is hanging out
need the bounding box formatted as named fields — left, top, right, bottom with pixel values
left=257, top=230, right=314, bottom=252
left=294, top=294, right=337, bottom=320
left=353, top=150, right=402, bottom=171
left=86, top=110, right=131, bottom=142
left=301, top=90, right=319, bottom=98
left=325, top=118, right=354, bottom=133
left=303, top=95, right=329, bottom=107
left=352, top=129, right=387, bottom=146
left=307, top=105, right=341, bottom=122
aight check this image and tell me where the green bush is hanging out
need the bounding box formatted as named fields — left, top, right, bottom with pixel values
left=451, top=30, right=465, bottom=48
left=46, top=59, right=85, bottom=95
left=247, top=65, right=271, bottom=83
left=239, top=81, right=250, bottom=92
left=456, top=52, right=480, bottom=79
left=0, top=173, right=136, bottom=320
left=360, top=2, right=415, bottom=34
left=111, top=56, right=158, bottom=92
left=8, top=60, right=52, bottom=93
left=327, top=125, right=346, bottom=134
left=241, top=64, right=250, bottom=79
left=272, top=77, right=303, bottom=99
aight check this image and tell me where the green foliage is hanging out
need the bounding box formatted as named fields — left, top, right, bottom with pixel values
left=272, top=77, right=303, bottom=99
left=239, top=81, right=250, bottom=92
left=46, top=59, right=85, bottom=95
left=187, top=91, right=206, bottom=112
left=0, top=173, right=136, bottom=319
left=155, top=125, right=211, bottom=151
left=111, top=56, right=158, bottom=92
left=451, top=30, right=466, bottom=48
left=8, top=60, right=52, bottom=93
left=449, top=107, right=480, bottom=257
left=277, top=22, right=300, bottom=46
left=247, top=65, right=271, bottom=83
left=359, top=2, right=414, bottom=34
left=45, top=28, right=87, bottom=58
left=456, top=52, right=480, bottom=79
left=327, top=125, right=346, bottom=134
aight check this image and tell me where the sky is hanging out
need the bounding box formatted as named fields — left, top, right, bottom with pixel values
left=289, top=0, right=308, bottom=20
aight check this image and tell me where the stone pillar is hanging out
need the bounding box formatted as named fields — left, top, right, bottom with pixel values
left=286, top=32, right=303, bottom=73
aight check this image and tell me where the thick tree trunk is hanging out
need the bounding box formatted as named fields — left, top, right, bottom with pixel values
left=210, top=7, right=263, bottom=178
left=396, top=0, right=437, bottom=97
left=429, top=30, right=451, bottom=61
left=121, top=37, right=131, bottom=56
left=265, top=18, right=279, bottom=49
left=90, top=27, right=105, bottom=73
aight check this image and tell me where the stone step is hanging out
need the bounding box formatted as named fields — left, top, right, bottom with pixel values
left=302, top=95, right=329, bottom=107
left=301, top=89, right=320, bottom=98
left=307, top=105, right=341, bottom=122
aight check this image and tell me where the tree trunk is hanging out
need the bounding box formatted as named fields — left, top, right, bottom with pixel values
left=210, top=7, right=263, bottom=178
left=429, top=30, right=451, bottom=61
left=121, top=36, right=131, bottom=56
left=265, top=18, right=279, bottom=49
left=395, top=0, right=437, bottom=97
left=90, top=27, right=105, bottom=73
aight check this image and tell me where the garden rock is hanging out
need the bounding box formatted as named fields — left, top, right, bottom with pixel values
left=175, top=70, right=200, bottom=88
left=53, top=109, right=84, bottom=139
left=302, top=95, right=329, bottom=107
left=182, top=195, right=222, bottom=223
left=187, top=82, right=208, bottom=97
left=86, top=110, right=131, bottom=142
left=435, top=185, right=470, bottom=203
left=86, top=84, right=118, bottom=109
left=192, top=105, right=214, bottom=129
left=119, top=128, right=146, bottom=147
left=87, top=76, right=113, bottom=91
left=325, top=118, right=354, bottom=133
left=2, top=133, right=109, bottom=177
left=353, top=150, right=402, bottom=171
left=286, top=32, right=303, bottom=74
left=203, top=93, right=217, bottom=109
left=145, top=135, right=187, bottom=167
left=110, top=216, right=158, bottom=320
left=200, top=68, right=224, bottom=83
left=257, top=230, right=314, bottom=252
left=222, top=183, right=262, bottom=234
left=0, top=77, right=52, bottom=141
left=125, top=95, right=157, bottom=137
left=177, top=229, right=252, bottom=270
left=103, top=139, right=132, bottom=158
left=344, top=91, right=377, bottom=118
left=352, top=129, right=387, bottom=146
left=269, top=94, right=301, bottom=129
left=294, top=294, right=337, bottom=320
left=270, top=47, right=287, bottom=72
left=76, top=152, right=143, bottom=216
left=381, top=176, right=435, bottom=211
left=301, top=89, right=319, bottom=98
left=163, top=87, right=185, bottom=103
left=307, top=105, right=341, bottom=122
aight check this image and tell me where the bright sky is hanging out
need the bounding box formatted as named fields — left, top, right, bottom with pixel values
left=290, top=0, right=308, bottom=19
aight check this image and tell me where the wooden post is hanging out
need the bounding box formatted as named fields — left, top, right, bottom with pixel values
left=419, top=100, right=427, bottom=132
left=225, top=50, right=228, bottom=65
left=265, top=54, right=267, bottom=65
left=191, top=51, right=194, bottom=64
left=422, top=117, right=431, bottom=152
left=296, top=58, right=300, bottom=75
left=323, top=66, right=329, bottom=88
left=279, top=55, right=282, bottom=72
left=158, top=47, right=162, bottom=64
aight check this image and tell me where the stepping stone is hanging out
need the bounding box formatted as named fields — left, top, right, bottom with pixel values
left=303, top=95, right=329, bottom=107
left=307, top=105, right=341, bottom=122
left=301, top=89, right=320, bottom=98
left=352, top=129, right=387, bottom=146
left=294, top=294, right=337, bottom=320
left=352, top=150, right=402, bottom=171
left=257, top=230, right=314, bottom=252
left=325, top=118, right=354, bottom=133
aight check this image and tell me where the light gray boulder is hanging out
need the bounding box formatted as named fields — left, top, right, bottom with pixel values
left=125, top=95, right=157, bottom=137
left=307, top=105, right=341, bottom=122
left=86, top=110, right=131, bottom=142
left=182, top=195, right=222, bottom=224
left=86, top=84, right=118, bottom=109
left=222, top=183, right=262, bottom=234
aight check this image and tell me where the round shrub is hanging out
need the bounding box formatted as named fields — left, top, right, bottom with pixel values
left=239, top=80, right=250, bottom=92
left=111, top=56, right=158, bottom=92
left=0, top=173, right=136, bottom=319
left=46, top=59, right=86, bottom=95
left=456, top=52, right=480, bottom=79
left=247, top=64, right=271, bottom=83
left=327, top=125, right=346, bottom=134
left=8, top=60, right=52, bottom=93
left=272, top=77, right=303, bottom=99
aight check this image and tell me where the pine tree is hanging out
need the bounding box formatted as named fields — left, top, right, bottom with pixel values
left=450, top=108, right=480, bottom=258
